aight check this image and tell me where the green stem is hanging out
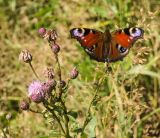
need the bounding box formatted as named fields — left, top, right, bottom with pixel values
left=60, top=99, right=70, bottom=138
left=29, top=62, right=40, bottom=80
left=54, top=53, right=63, bottom=98
left=43, top=103, right=65, bottom=135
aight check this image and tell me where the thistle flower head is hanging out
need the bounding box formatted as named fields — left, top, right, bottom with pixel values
left=28, top=81, right=45, bottom=103
left=19, top=49, right=32, bottom=63
left=28, top=80, right=54, bottom=103
left=19, top=100, right=30, bottom=110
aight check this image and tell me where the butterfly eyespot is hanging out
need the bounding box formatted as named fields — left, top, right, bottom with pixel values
left=119, top=47, right=127, bottom=53
left=116, top=44, right=129, bottom=55
left=129, top=27, right=143, bottom=38
left=73, top=28, right=85, bottom=37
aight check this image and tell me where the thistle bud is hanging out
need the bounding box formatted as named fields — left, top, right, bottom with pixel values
left=51, top=43, right=60, bottom=54
left=19, top=100, right=30, bottom=110
left=58, top=80, right=66, bottom=88
left=70, top=67, right=79, bottom=79
left=38, top=27, right=46, bottom=37
left=19, top=50, right=32, bottom=63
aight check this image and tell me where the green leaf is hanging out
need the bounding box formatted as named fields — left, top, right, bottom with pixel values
left=88, top=116, right=97, bottom=138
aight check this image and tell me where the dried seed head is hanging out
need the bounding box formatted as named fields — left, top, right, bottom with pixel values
left=43, top=29, right=57, bottom=42
left=19, top=49, right=32, bottom=63
left=38, top=27, right=46, bottom=37
left=70, top=67, right=79, bottom=79
left=19, top=100, right=30, bottom=110
left=51, top=43, right=60, bottom=54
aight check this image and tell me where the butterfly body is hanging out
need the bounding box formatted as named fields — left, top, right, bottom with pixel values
left=70, top=27, right=144, bottom=62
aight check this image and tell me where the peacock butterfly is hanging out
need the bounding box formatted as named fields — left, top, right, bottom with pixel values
left=70, top=27, right=144, bottom=62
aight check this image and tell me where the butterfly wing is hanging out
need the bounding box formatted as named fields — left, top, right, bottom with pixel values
left=70, top=28, right=110, bottom=62
left=108, top=27, right=144, bottom=62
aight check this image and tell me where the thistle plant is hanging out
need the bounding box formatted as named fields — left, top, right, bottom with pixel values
left=19, top=28, right=94, bottom=138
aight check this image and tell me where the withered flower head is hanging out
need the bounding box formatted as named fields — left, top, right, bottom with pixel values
left=19, top=49, right=32, bottom=63
left=43, top=29, right=57, bottom=42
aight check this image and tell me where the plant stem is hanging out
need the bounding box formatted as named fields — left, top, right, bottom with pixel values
left=59, top=99, right=70, bottom=138
left=43, top=103, right=65, bottom=135
left=29, top=62, right=40, bottom=80
left=54, top=53, right=64, bottom=98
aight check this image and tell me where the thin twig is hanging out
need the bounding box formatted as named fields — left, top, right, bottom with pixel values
left=54, top=53, right=64, bottom=98
left=29, top=62, right=40, bottom=80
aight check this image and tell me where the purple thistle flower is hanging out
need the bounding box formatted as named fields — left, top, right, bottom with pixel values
left=28, top=81, right=45, bottom=103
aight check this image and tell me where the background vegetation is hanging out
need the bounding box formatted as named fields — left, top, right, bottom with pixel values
left=0, top=0, right=160, bottom=137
